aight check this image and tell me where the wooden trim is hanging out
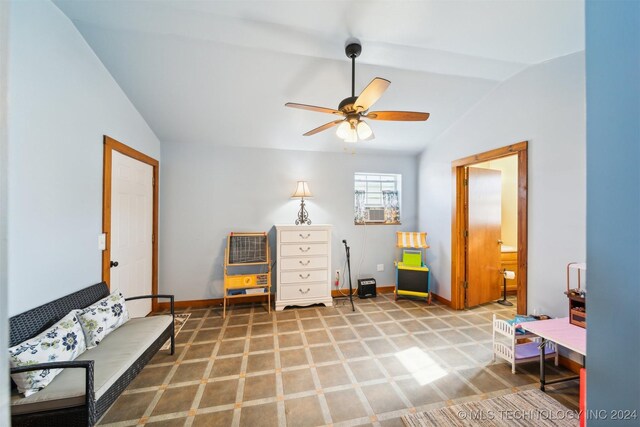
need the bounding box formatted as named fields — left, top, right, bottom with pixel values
left=516, top=147, right=528, bottom=314
left=102, top=135, right=160, bottom=312
left=430, top=292, right=451, bottom=306
left=354, top=222, right=402, bottom=226
left=559, top=355, right=583, bottom=374
left=451, top=141, right=528, bottom=167
left=451, top=141, right=528, bottom=313
left=155, top=287, right=452, bottom=312
left=451, top=166, right=467, bottom=309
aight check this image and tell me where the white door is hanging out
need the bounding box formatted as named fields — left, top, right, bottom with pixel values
left=110, top=150, right=153, bottom=318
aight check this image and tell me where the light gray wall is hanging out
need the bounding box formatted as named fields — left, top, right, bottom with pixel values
left=586, top=0, right=639, bottom=421
left=0, top=1, right=9, bottom=424
left=7, top=0, right=161, bottom=316
left=418, top=52, right=586, bottom=318
left=159, top=143, right=418, bottom=301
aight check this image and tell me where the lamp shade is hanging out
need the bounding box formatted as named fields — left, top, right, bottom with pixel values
left=291, top=181, right=313, bottom=199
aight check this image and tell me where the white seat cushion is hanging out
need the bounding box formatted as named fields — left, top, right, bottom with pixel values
left=11, top=315, right=172, bottom=415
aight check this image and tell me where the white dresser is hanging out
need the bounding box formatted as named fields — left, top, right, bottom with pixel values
left=275, top=224, right=333, bottom=311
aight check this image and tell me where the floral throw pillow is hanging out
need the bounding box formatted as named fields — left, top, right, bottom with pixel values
left=9, top=311, right=87, bottom=397
left=77, top=290, right=130, bottom=349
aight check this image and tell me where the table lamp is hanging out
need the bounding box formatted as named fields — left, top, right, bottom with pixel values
left=291, top=181, right=312, bottom=225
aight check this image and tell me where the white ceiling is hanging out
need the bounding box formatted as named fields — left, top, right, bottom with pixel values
left=54, top=0, right=584, bottom=154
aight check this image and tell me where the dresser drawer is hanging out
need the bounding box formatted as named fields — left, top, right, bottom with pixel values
left=279, top=283, right=328, bottom=301
left=280, top=257, right=328, bottom=271
left=280, top=230, right=328, bottom=243
left=280, top=243, right=328, bottom=257
left=281, top=269, right=327, bottom=284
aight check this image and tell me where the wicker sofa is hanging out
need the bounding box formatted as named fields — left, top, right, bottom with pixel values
left=9, top=282, right=175, bottom=426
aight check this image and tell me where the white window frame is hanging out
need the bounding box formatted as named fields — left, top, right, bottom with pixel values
left=354, top=172, right=402, bottom=225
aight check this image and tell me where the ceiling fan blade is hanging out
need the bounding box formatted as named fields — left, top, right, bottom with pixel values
left=354, top=78, right=390, bottom=112
left=285, top=102, right=344, bottom=116
left=365, top=111, right=430, bottom=121
left=303, top=120, right=344, bottom=136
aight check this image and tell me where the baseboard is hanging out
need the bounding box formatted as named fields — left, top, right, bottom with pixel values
left=157, top=296, right=267, bottom=310
left=157, top=285, right=450, bottom=311
left=559, top=355, right=584, bottom=374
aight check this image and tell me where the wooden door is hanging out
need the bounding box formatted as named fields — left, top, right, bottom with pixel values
left=466, top=167, right=502, bottom=307
left=110, top=150, right=153, bottom=317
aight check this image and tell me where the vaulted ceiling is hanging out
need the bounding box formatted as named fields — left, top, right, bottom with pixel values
left=55, top=0, right=584, bottom=154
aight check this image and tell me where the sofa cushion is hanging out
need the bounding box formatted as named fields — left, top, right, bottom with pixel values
left=11, top=315, right=172, bottom=415
left=9, top=311, right=87, bottom=397
left=76, top=290, right=130, bottom=349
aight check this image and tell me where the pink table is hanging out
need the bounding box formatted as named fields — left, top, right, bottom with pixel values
left=521, top=317, right=586, bottom=391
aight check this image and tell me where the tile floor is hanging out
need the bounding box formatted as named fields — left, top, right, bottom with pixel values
left=98, top=294, right=579, bottom=426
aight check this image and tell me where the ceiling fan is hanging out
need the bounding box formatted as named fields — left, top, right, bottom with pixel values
left=285, top=40, right=430, bottom=142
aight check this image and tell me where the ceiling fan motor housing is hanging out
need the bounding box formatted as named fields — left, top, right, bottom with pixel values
left=338, top=96, right=359, bottom=113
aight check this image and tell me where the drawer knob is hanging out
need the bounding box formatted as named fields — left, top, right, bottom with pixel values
left=299, top=246, right=311, bottom=253
left=299, top=260, right=311, bottom=266
left=299, top=288, right=311, bottom=294
left=299, top=273, right=311, bottom=279
left=299, top=233, right=311, bottom=239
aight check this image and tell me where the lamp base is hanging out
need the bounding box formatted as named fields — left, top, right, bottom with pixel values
left=295, top=198, right=312, bottom=225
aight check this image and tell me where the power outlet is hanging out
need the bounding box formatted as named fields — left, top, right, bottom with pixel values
left=377, top=264, right=384, bottom=272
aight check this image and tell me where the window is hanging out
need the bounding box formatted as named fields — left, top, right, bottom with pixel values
left=354, top=173, right=401, bottom=224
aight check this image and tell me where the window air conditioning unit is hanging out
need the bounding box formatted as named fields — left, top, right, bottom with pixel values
left=364, top=207, right=386, bottom=222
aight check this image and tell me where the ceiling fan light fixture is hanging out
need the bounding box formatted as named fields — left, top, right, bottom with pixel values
left=344, top=124, right=358, bottom=143
left=336, top=121, right=351, bottom=139
left=356, top=120, right=372, bottom=140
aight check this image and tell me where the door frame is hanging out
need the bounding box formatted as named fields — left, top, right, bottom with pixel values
left=102, top=135, right=159, bottom=311
left=451, top=141, right=528, bottom=313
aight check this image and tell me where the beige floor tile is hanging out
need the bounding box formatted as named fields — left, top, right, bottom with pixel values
left=278, top=332, right=304, bottom=348
left=284, top=395, right=325, bottom=427
left=309, top=345, right=340, bottom=363
left=151, top=385, right=199, bottom=416
left=100, top=391, right=156, bottom=423
left=277, top=320, right=300, bottom=333
left=324, top=389, right=368, bottom=422
left=129, top=365, right=172, bottom=389
left=199, top=378, right=239, bottom=407
left=330, top=326, right=357, bottom=342
left=305, top=329, right=331, bottom=345
left=240, top=402, right=279, bottom=427
left=395, top=378, right=444, bottom=406
left=193, top=410, right=234, bottom=427
left=282, top=368, right=316, bottom=395
left=338, top=341, right=369, bottom=358
left=280, top=348, right=309, bottom=368
left=251, top=323, right=274, bottom=336
left=348, top=360, right=386, bottom=382
left=243, top=373, right=277, bottom=401
left=223, top=325, right=249, bottom=340
left=316, top=363, right=351, bottom=388
left=171, top=361, right=208, bottom=383
left=249, top=336, right=274, bottom=352
left=217, top=339, right=246, bottom=356
left=193, top=328, right=221, bottom=343
left=246, top=352, right=276, bottom=373
left=361, top=383, right=407, bottom=413
left=210, top=356, right=243, bottom=378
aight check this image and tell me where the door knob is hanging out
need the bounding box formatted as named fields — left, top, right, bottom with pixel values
left=497, top=240, right=503, bottom=245
left=110, top=261, right=119, bottom=268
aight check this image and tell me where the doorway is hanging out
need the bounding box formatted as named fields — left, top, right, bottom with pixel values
left=102, top=136, right=159, bottom=315
left=451, top=141, right=528, bottom=314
